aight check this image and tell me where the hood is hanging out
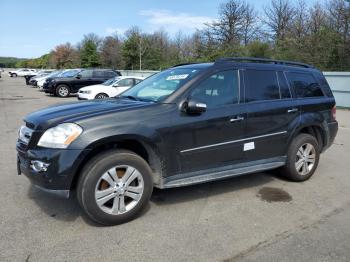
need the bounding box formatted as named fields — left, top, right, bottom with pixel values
left=24, top=98, right=154, bottom=130
left=79, top=84, right=104, bottom=91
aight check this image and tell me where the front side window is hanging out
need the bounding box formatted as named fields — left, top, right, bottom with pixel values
left=61, top=69, right=80, bottom=77
left=245, top=70, right=280, bottom=102
left=121, top=68, right=202, bottom=102
left=79, top=70, right=93, bottom=78
left=117, top=78, right=134, bottom=87
left=286, top=72, right=324, bottom=98
left=93, top=70, right=105, bottom=78
left=190, top=70, right=239, bottom=108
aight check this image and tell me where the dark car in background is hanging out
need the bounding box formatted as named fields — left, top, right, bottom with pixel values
left=17, top=57, right=337, bottom=225
left=43, top=69, right=121, bottom=97
left=24, top=70, right=54, bottom=85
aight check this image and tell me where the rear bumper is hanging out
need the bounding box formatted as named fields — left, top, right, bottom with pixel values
left=323, top=121, right=338, bottom=152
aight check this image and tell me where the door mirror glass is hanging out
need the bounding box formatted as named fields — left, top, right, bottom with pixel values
left=183, top=100, right=207, bottom=114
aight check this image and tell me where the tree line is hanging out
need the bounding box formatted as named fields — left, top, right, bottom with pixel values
left=12, top=0, right=350, bottom=71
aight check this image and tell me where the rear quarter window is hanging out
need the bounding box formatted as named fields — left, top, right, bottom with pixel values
left=286, top=72, right=324, bottom=98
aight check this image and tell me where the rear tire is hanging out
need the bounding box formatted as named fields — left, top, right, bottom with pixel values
left=56, top=84, right=70, bottom=97
left=281, top=134, right=320, bottom=182
left=77, top=150, right=153, bottom=225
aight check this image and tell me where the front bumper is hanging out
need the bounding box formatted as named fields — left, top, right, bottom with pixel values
left=77, top=93, right=94, bottom=100
left=17, top=144, right=90, bottom=198
left=43, top=82, right=55, bottom=93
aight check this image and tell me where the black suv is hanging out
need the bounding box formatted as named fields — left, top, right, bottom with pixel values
left=43, top=69, right=121, bottom=97
left=17, top=58, right=338, bottom=225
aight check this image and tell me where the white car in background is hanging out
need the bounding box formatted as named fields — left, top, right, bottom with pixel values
left=8, top=68, right=37, bottom=77
left=78, top=76, right=144, bottom=100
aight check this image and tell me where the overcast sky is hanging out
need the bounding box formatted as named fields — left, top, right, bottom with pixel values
left=0, top=0, right=323, bottom=58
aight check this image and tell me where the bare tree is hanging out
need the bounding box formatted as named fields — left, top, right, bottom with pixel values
left=208, top=0, right=256, bottom=45
left=292, top=0, right=310, bottom=39
left=309, top=3, right=327, bottom=34
left=327, top=0, right=350, bottom=41
left=100, top=35, right=123, bottom=69
left=263, top=0, right=296, bottom=41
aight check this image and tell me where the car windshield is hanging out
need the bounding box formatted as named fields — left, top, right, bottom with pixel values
left=60, top=69, right=80, bottom=77
left=120, top=68, right=202, bottom=102
left=103, top=77, right=120, bottom=86
left=47, top=70, right=63, bottom=78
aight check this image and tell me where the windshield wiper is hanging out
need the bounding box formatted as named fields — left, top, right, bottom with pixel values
left=120, top=95, right=139, bottom=101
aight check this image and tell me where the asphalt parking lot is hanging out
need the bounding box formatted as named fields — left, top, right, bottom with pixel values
left=1, top=73, right=350, bottom=262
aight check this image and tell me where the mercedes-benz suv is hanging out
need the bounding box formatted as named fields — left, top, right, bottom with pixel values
left=16, top=58, right=338, bottom=225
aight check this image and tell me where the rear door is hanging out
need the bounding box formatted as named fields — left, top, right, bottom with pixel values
left=243, top=69, right=299, bottom=160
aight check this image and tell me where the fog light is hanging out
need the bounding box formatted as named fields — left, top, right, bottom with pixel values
left=30, top=160, right=49, bottom=172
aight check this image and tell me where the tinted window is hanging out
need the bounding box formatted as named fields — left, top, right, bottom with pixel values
left=245, top=70, right=280, bottom=102
left=105, top=71, right=117, bottom=78
left=93, top=70, right=105, bottom=78
left=315, top=73, right=333, bottom=97
left=286, top=72, right=324, bottom=98
left=190, top=70, right=239, bottom=108
left=135, top=79, right=143, bottom=84
left=277, top=71, right=291, bottom=99
left=80, top=70, right=93, bottom=78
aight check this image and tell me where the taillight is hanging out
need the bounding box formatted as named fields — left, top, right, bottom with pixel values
left=331, top=105, right=336, bottom=120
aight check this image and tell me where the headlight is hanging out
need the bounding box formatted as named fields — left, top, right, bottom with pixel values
left=37, top=123, right=83, bottom=149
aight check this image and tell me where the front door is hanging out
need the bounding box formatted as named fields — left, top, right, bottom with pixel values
left=173, top=69, right=247, bottom=173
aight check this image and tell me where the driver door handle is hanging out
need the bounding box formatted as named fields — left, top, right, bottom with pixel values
left=230, top=116, right=244, bottom=123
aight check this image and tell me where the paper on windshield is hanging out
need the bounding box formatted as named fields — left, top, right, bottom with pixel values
left=166, top=74, right=189, bottom=81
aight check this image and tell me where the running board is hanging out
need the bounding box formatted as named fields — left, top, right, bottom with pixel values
left=158, top=158, right=286, bottom=189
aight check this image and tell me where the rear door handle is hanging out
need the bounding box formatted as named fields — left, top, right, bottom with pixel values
left=230, top=116, right=244, bottom=123
left=287, top=108, right=298, bottom=113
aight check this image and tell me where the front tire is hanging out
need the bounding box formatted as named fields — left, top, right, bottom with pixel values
left=12, top=73, right=17, bottom=77
left=281, top=134, right=320, bottom=182
left=95, top=93, right=109, bottom=99
left=56, top=84, right=70, bottom=97
left=77, top=150, right=153, bottom=225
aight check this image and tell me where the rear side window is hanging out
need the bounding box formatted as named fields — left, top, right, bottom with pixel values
left=277, top=72, right=291, bottom=99
left=105, top=71, right=117, bottom=78
left=286, top=72, right=324, bottom=98
left=244, top=70, right=280, bottom=102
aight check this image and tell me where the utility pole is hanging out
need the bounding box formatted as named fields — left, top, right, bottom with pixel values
left=139, top=37, right=142, bottom=71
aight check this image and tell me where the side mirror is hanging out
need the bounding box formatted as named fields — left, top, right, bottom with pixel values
left=112, top=83, right=119, bottom=87
left=183, top=99, right=207, bottom=114
left=76, top=74, right=82, bottom=79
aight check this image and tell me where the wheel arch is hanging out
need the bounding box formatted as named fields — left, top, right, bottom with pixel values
left=289, top=123, right=327, bottom=151
left=70, top=136, right=165, bottom=191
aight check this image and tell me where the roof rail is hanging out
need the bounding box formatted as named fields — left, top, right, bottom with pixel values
left=215, top=57, right=314, bottom=68
left=172, top=62, right=199, bottom=67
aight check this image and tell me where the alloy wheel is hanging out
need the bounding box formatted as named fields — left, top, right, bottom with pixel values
left=94, top=165, right=144, bottom=215
left=295, top=143, right=316, bottom=176
left=58, top=86, right=69, bottom=97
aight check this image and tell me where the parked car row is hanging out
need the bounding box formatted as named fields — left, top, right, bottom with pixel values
left=13, top=67, right=145, bottom=99
left=8, top=68, right=38, bottom=77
